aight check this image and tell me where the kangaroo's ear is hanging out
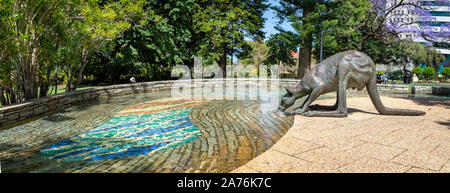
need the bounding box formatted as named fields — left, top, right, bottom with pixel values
left=285, top=87, right=293, bottom=96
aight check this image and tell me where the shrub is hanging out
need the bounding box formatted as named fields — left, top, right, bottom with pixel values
left=443, top=67, right=450, bottom=79
left=423, top=67, right=435, bottom=80
left=412, top=66, right=423, bottom=75
left=391, top=70, right=403, bottom=80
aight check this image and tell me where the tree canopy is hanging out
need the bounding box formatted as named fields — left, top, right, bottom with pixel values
left=0, top=0, right=448, bottom=106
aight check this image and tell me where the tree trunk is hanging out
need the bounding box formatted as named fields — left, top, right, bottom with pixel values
left=22, top=27, right=40, bottom=100
left=357, top=35, right=369, bottom=51
left=296, top=5, right=313, bottom=80
left=39, top=66, right=52, bottom=98
left=296, top=35, right=312, bottom=79
left=220, top=44, right=227, bottom=78
left=65, top=61, right=74, bottom=92
left=230, top=51, right=233, bottom=66
left=0, top=86, right=6, bottom=106
left=75, top=47, right=88, bottom=90
left=403, top=63, right=407, bottom=84
left=54, top=64, right=58, bottom=95
left=30, top=29, right=39, bottom=99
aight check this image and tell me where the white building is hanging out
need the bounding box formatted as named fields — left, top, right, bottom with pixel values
left=387, top=0, right=449, bottom=71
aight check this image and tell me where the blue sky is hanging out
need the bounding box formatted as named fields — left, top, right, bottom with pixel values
left=262, top=0, right=294, bottom=40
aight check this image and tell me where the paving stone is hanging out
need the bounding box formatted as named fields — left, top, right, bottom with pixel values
left=312, top=136, right=366, bottom=151
left=345, top=142, right=406, bottom=161
left=440, top=161, right=450, bottom=172
left=230, top=165, right=261, bottom=173
left=391, top=150, right=448, bottom=171
left=271, top=136, right=322, bottom=156
left=389, top=130, right=441, bottom=152
left=405, top=167, right=439, bottom=173
left=429, top=143, right=450, bottom=158
left=294, top=147, right=358, bottom=170
left=242, top=150, right=321, bottom=173
left=236, top=147, right=253, bottom=160
left=338, top=157, right=410, bottom=173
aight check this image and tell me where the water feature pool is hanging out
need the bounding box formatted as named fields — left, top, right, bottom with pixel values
left=0, top=88, right=300, bottom=173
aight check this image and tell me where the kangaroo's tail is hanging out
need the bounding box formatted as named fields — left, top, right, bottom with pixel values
left=366, top=76, right=425, bottom=116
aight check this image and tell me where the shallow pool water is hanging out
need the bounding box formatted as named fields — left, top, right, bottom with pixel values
left=0, top=89, right=299, bottom=173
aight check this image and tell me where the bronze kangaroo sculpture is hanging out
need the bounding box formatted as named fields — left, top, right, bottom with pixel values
left=278, top=50, right=426, bottom=117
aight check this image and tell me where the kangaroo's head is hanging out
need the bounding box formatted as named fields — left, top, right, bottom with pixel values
left=278, top=82, right=311, bottom=111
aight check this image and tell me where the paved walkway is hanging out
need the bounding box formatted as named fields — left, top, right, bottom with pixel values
left=232, top=96, right=450, bottom=173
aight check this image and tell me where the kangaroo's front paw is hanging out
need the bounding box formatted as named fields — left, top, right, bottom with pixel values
left=303, top=111, right=315, bottom=117
left=294, top=107, right=308, bottom=115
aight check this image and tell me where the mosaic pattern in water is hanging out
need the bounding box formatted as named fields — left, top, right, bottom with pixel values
left=40, top=98, right=206, bottom=162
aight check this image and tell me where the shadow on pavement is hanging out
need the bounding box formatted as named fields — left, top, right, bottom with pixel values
left=395, top=96, right=450, bottom=108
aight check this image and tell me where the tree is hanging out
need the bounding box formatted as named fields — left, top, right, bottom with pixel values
left=85, top=0, right=200, bottom=83
left=383, top=41, right=445, bottom=83
left=194, top=0, right=268, bottom=77
left=240, top=41, right=269, bottom=76
left=425, top=47, right=446, bottom=71
left=264, top=33, right=297, bottom=66
left=412, top=66, right=423, bottom=77
left=392, top=69, right=403, bottom=80
left=0, top=0, right=75, bottom=103
left=364, top=0, right=450, bottom=47
left=63, top=0, right=145, bottom=91
left=0, top=0, right=145, bottom=105
left=403, top=41, right=428, bottom=66
left=423, top=67, right=435, bottom=81
left=325, top=0, right=449, bottom=68
left=442, top=67, right=450, bottom=81
left=273, top=0, right=375, bottom=79
left=385, top=41, right=423, bottom=83
left=273, top=0, right=331, bottom=79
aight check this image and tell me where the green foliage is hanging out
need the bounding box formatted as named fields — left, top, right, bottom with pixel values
left=442, top=67, right=450, bottom=78
left=425, top=47, right=446, bottom=69
left=241, top=41, right=269, bottom=66
left=0, top=0, right=73, bottom=101
left=86, top=0, right=200, bottom=83
left=312, top=0, right=370, bottom=59
left=194, top=0, right=268, bottom=75
left=392, top=70, right=403, bottom=80
left=412, top=67, right=423, bottom=75
left=84, top=0, right=268, bottom=82
left=264, top=33, right=297, bottom=66
left=423, top=67, right=435, bottom=80
left=0, top=0, right=146, bottom=105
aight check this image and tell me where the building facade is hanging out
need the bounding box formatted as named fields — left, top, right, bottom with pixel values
left=387, top=0, right=449, bottom=71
